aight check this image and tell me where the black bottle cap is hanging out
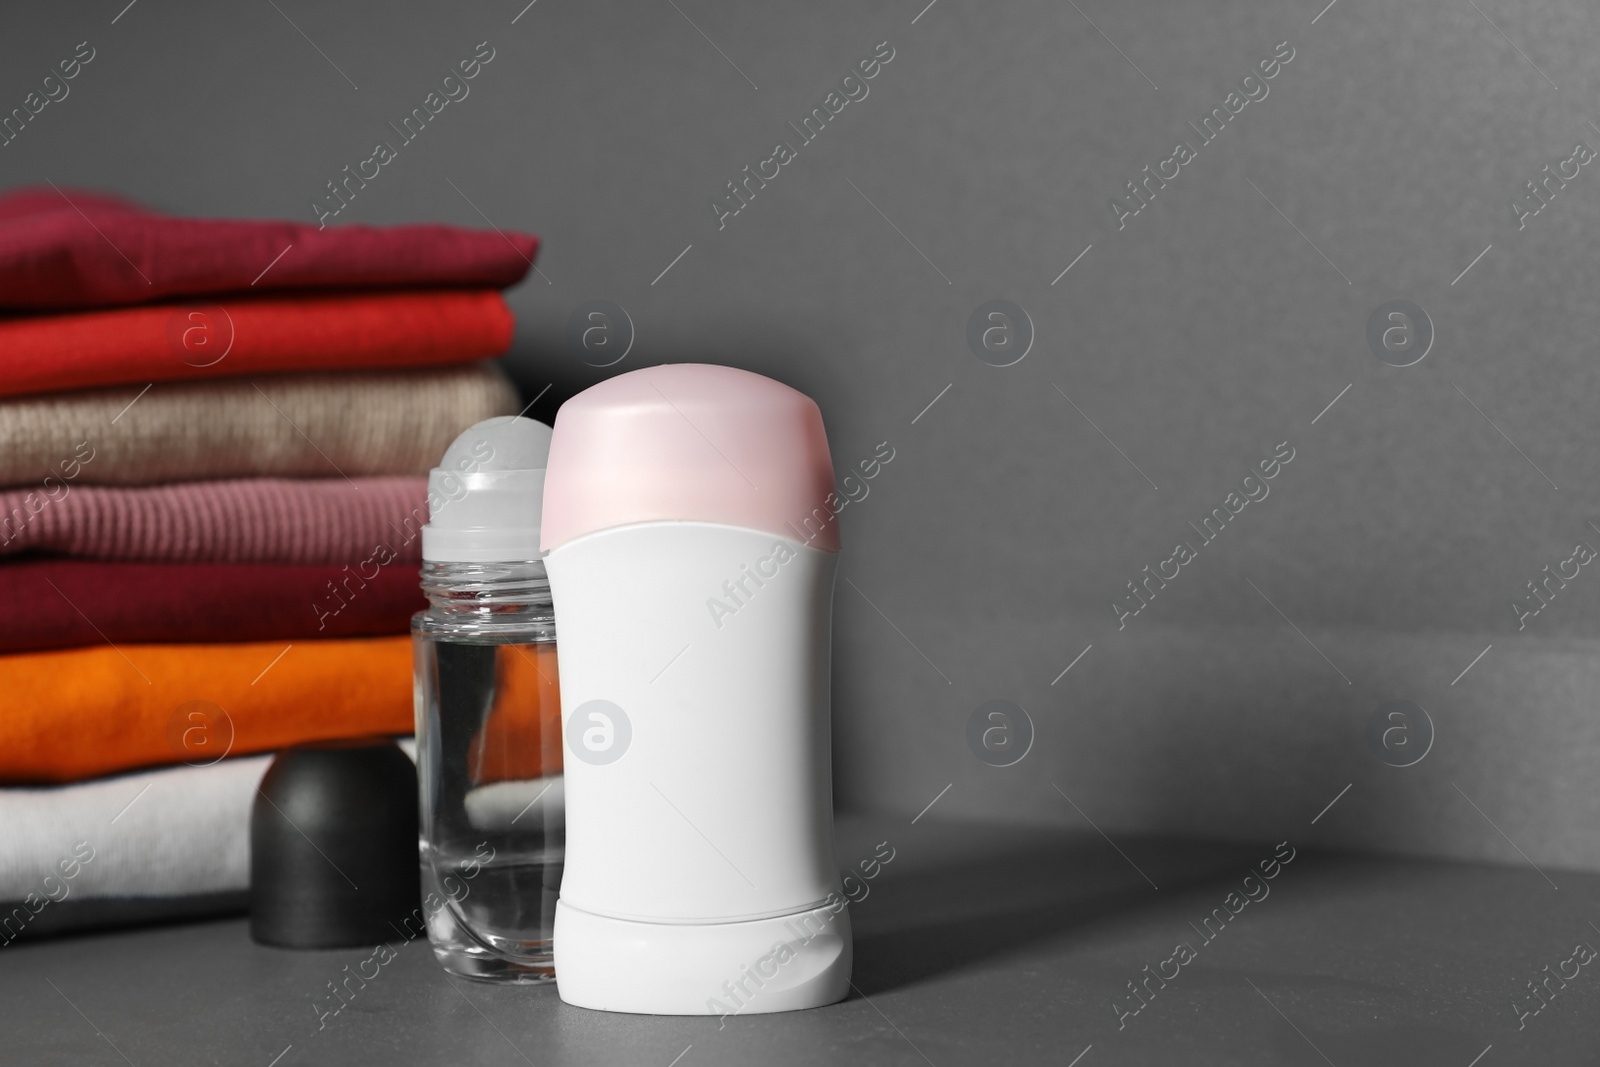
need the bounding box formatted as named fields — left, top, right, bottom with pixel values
left=250, top=737, right=421, bottom=949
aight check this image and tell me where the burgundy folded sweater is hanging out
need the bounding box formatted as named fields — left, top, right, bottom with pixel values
left=0, top=477, right=427, bottom=564
left=0, top=558, right=424, bottom=653
left=0, top=187, right=539, bottom=310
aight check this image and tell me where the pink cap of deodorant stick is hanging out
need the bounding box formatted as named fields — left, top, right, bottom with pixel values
left=541, top=364, right=840, bottom=554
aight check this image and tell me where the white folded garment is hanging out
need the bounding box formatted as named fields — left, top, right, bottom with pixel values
left=0, top=740, right=417, bottom=941
left=0, top=754, right=269, bottom=905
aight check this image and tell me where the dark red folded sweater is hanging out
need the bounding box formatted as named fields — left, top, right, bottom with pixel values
left=0, top=187, right=539, bottom=311
left=1, top=558, right=423, bottom=653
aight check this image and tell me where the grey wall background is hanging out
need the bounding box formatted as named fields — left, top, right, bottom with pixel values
left=3, top=0, right=1597, bottom=870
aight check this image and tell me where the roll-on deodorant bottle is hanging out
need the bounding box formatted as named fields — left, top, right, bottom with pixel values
left=542, top=364, right=849, bottom=1015
left=413, top=416, right=564, bottom=984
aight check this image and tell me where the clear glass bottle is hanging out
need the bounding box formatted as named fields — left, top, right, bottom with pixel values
left=413, top=558, right=562, bottom=983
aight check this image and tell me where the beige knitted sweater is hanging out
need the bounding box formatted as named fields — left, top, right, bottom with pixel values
left=0, top=363, right=519, bottom=487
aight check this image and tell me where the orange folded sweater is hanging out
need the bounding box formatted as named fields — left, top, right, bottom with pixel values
left=0, top=636, right=413, bottom=784
left=0, top=289, right=513, bottom=399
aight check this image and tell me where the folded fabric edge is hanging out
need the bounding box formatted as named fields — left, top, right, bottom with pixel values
left=0, top=475, right=430, bottom=566
left=0, top=289, right=517, bottom=403
left=0, top=360, right=519, bottom=491
left=0, top=739, right=417, bottom=943
left=0, top=185, right=541, bottom=310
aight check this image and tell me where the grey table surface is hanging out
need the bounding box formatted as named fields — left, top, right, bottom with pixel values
left=2, top=814, right=1594, bottom=1067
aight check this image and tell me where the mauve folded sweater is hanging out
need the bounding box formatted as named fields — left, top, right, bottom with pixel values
left=0, top=477, right=426, bottom=564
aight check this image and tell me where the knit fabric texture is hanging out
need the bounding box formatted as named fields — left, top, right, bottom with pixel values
left=0, top=477, right=427, bottom=563
left=0, top=362, right=518, bottom=488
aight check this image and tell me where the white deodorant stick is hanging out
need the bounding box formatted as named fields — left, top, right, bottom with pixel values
left=542, top=363, right=849, bottom=1015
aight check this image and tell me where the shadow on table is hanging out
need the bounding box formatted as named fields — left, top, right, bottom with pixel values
left=845, top=821, right=1273, bottom=997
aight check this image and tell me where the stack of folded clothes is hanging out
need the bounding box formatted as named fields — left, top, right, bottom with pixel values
left=0, top=188, right=536, bottom=939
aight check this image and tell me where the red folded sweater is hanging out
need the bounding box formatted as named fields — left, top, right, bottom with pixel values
left=0, top=289, right=512, bottom=399
left=0, top=187, right=538, bottom=310
left=0, top=558, right=423, bottom=653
